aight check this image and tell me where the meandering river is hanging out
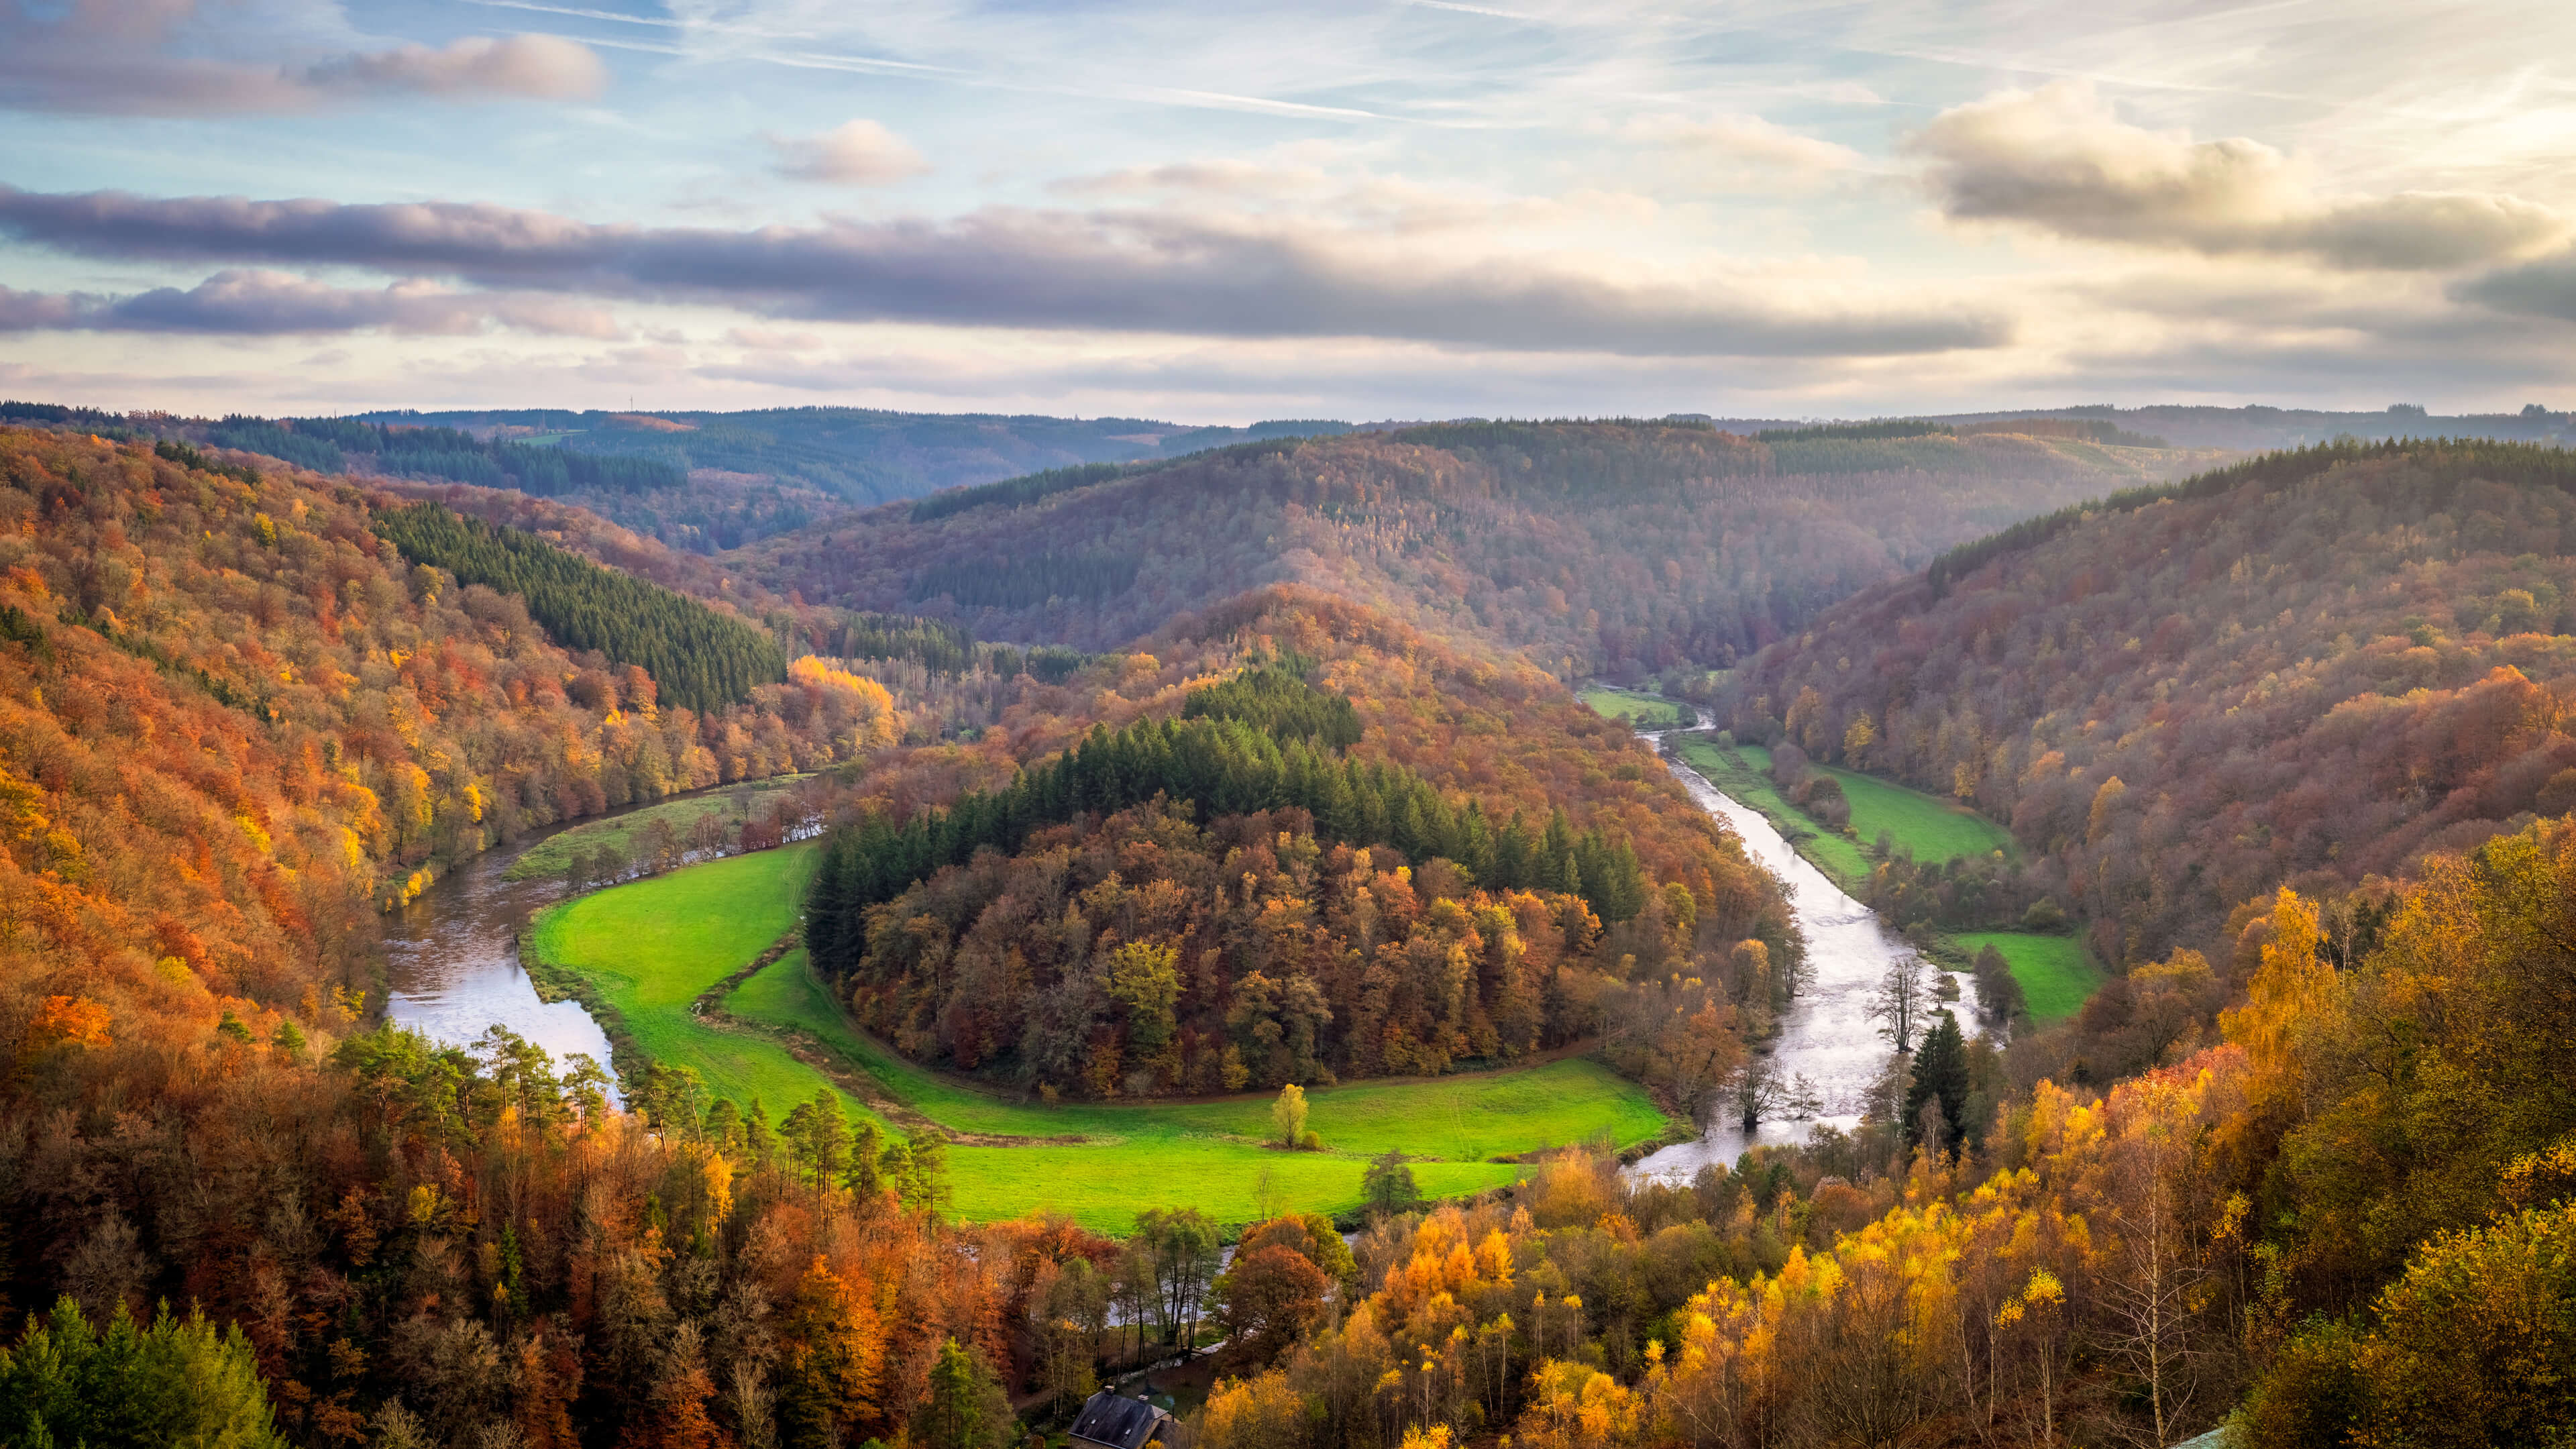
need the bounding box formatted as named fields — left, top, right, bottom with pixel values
left=382, top=741, right=1970, bottom=1167
left=1627, top=731, right=1979, bottom=1181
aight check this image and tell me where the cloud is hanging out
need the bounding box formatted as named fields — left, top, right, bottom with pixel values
left=1623, top=114, right=1868, bottom=189
left=1051, top=162, right=1656, bottom=233
left=302, top=34, right=607, bottom=101
left=1907, top=81, right=2568, bottom=270
left=0, top=270, right=623, bottom=337
left=0, top=183, right=2009, bottom=358
left=2459, top=250, right=2576, bottom=323
left=767, top=119, right=929, bottom=185
left=0, top=0, right=606, bottom=115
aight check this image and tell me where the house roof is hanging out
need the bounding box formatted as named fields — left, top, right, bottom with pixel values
left=1069, top=1391, right=1173, bottom=1449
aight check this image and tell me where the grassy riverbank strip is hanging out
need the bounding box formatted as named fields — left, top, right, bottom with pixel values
left=1654, top=731, right=2100, bottom=1024
left=523, top=845, right=1680, bottom=1232
left=1576, top=684, right=1695, bottom=727
left=504, top=775, right=812, bottom=881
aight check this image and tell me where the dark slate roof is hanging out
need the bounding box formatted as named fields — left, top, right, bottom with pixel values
left=1069, top=1391, right=1173, bottom=1449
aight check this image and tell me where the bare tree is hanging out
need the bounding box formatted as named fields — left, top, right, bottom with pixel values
left=2090, top=1108, right=2211, bottom=1446
left=1732, top=1059, right=1826, bottom=1132
left=1870, top=953, right=1931, bottom=1053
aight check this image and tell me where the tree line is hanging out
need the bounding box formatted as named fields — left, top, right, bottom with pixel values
left=806, top=665, right=1650, bottom=987
left=203, top=414, right=687, bottom=494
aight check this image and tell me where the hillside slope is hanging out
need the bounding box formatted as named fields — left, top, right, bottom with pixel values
left=1715, top=439, right=2576, bottom=965
left=738, top=420, right=2222, bottom=682
left=0, top=426, right=893, bottom=1093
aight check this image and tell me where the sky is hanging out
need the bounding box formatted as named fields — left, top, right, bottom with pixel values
left=3, top=0, right=2575, bottom=424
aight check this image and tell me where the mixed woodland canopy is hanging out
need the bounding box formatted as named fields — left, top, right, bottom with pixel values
left=4, top=410, right=2575, bottom=1446
left=1717, top=440, right=2576, bottom=967
left=740, top=421, right=2220, bottom=684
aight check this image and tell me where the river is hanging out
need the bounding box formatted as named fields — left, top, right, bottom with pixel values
left=380, top=812, right=623, bottom=1097
left=1627, top=731, right=1980, bottom=1181
left=382, top=744, right=1964, bottom=1167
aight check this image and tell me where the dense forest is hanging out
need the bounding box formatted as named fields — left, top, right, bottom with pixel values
left=803, top=658, right=1750, bottom=1100
left=376, top=502, right=788, bottom=714
left=1715, top=439, right=2576, bottom=967
left=798, top=590, right=1796, bottom=1099
left=1178, top=824, right=2576, bottom=1449
left=739, top=421, right=2222, bottom=685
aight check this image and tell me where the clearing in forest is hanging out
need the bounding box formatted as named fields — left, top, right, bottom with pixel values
left=1950, top=932, right=2100, bottom=1024
left=1576, top=684, right=1692, bottom=726
left=529, top=847, right=1674, bottom=1232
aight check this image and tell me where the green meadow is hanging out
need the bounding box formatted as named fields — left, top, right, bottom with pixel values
left=1660, top=736, right=2012, bottom=892
left=1576, top=685, right=1693, bottom=726
left=529, top=843, right=847, bottom=1117
left=530, top=847, right=1674, bottom=1233
left=1952, top=932, right=2101, bottom=1024
left=1617, top=720, right=2102, bottom=1024
left=504, top=777, right=809, bottom=881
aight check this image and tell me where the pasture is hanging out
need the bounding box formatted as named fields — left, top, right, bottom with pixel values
left=1952, top=932, right=2100, bottom=1024
left=531, top=848, right=1676, bottom=1233
left=1576, top=685, right=1693, bottom=726
left=504, top=776, right=808, bottom=881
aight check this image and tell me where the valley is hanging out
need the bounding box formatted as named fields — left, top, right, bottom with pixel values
left=7, top=419, right=2575, bottom=1449
left=500, top=837, right=1662, bottom=1232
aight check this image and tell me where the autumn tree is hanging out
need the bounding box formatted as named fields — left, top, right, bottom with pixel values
left=1271, top=1083, right=1309, bottom=1148
left=1214, top=1245, right=1332, bottom=1369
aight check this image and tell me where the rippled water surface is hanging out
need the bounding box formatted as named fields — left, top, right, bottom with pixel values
left=1628, top=733, right=1978, bottom=1181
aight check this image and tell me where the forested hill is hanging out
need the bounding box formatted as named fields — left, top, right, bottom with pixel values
left=0, top=400, right=1355, bottom=556
left=374, top=502, right=785, bottom=714
left=0, top=425, right=892, bottom=971
left=802, top=587, right=1794, bottom=1099
left=1714, top=437, right=2576, bottom=965
left=739, top=419, right=2224, bottom=683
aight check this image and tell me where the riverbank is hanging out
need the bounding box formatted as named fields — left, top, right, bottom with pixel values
left=1653, top=730, right=2100, bottom=1024
left=1576, top=683, right=1696, bottom=727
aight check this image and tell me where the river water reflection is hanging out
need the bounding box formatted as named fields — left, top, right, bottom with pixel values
left=381, top=815, right=621, bottom=1099
left=1628, top=732, right=1980, bottom=1181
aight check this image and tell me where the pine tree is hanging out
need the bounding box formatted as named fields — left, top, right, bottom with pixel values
left=921, top=1338, right=992, bottom=1449
left=1903, top=1010, right=1970, bottom=1152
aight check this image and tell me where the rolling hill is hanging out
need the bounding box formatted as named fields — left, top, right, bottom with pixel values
left=1713, top=438, right=2576, bottom=969
left=737, top=418, right=2226, bottom=682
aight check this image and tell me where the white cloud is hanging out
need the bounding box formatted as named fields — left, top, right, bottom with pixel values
left=305, top=34, right=607, bottom=100
left=1623, top=113, right=1868, bottom=189
left=1907, top=80, right=2569, bottom=270
left=769, top=119, right=930, bottom=185
left=0, top=0, right=609, bottom=114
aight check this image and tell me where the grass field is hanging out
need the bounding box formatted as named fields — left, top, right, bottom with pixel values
left=532, top=848, right=1674, bottom=1233
left=1670, top=737, right=1874, bottom=887
left=1645, top=730, right=2102, bottom=1025
left=529, top=843, right=848, bottom=1116
left=1667, top=737, right=2012, bottom=890
left=504, top=777, right=808, bottom=881
left=1733, top=744, right=2013, bottom=867
left=1952, top=932, right=2100, bottom=1023
left=1577, top=685, right=1693, bottom=726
